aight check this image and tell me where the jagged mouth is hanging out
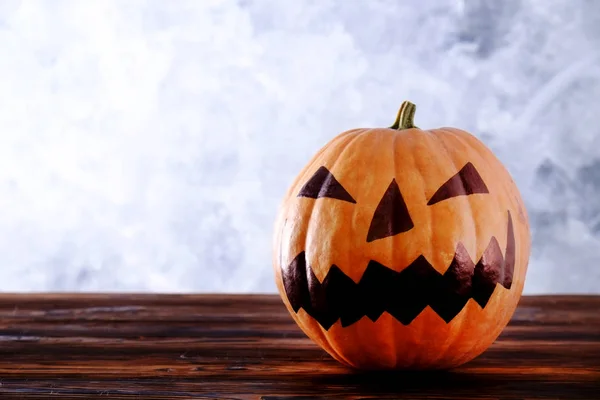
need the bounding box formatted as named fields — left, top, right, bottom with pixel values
left=281, top=211, right=515, bottom=330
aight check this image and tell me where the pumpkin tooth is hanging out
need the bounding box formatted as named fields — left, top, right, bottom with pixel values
left=503, top=210, right=516, bottom=289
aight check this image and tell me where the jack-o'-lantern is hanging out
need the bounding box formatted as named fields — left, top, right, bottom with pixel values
left=272, top=101, right=531, bottom=370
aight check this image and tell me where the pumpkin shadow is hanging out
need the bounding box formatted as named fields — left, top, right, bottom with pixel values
left=308, top=369, right=510, bottom=396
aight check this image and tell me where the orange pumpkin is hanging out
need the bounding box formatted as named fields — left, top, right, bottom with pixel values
left=272, top=101, right=531, bottom=370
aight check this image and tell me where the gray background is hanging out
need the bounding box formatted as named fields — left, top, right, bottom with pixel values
left=0, top=0, right=598, bottom=293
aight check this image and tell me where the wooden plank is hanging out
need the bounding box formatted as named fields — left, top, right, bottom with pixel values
left=0, top=294, right=598, bottom=399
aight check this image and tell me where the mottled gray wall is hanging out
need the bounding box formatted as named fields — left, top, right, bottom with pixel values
left=0, top=0, right=598, bottom=293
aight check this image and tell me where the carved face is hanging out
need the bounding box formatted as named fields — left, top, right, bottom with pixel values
left=273, top=123, right=531, bottom=370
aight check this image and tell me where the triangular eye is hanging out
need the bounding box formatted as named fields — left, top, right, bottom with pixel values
left=297, top=166, right=356, bottom=203
left=427, top=162, right=489, bottom=206
left=367, top=179, right=414, bottom=242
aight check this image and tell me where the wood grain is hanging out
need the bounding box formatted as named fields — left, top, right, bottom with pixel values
left=0, top=294, right=598, bottom=399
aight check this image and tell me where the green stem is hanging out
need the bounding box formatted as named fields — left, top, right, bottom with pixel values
left=390, top=101, right=418, bottom=130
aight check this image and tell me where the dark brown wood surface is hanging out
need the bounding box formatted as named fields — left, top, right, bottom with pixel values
left=0, top=294, right=598, bottom=399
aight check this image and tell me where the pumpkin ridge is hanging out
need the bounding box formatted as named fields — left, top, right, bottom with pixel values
left=297, top=130, right=366, bottom=364
left=388, top=126, right=402, bottom=367
left=439, top=128, right=507, bottom=240
left=275, top=131, right=360, bottom=367
left=428, top=128, right=479, bottom=279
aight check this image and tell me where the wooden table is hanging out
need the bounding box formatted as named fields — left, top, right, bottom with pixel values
left=0, top=294, right=598, bottom=399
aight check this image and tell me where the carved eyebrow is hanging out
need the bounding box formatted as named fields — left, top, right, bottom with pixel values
left=427, top=162, right=489, bottom=205
left=297, top=166, right=356, bottom=203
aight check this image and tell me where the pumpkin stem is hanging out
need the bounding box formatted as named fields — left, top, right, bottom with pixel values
left=390, top=101, right=418, bottom=130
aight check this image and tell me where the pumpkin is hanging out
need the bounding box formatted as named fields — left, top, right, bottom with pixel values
left=272, top=101, right=531, bottom=370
